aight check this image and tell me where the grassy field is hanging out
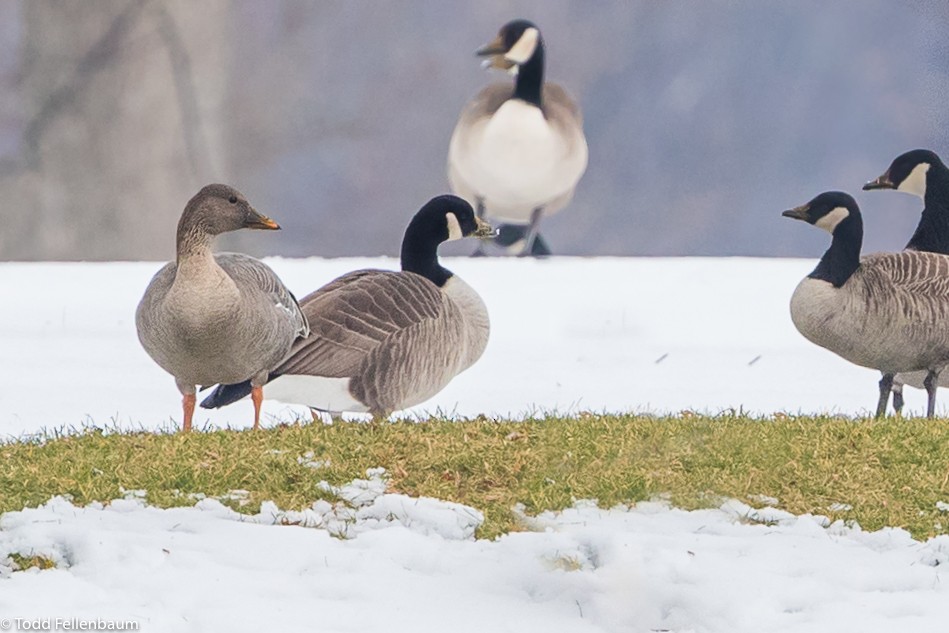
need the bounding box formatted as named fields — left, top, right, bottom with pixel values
left=2, top=413, right=949, bottom=540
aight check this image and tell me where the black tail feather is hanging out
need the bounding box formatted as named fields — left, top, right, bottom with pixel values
left=200, top=380, right=254, bottom=409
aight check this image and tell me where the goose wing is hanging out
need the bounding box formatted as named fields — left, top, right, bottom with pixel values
left=277, top=270, right=445, bottom=378
left=855, top=251, right=949, bottom=361
left=542, top=84, right=583, bottom=126
left=135, top=262, right=176, bottom=331
left=453, top=83, right=582, bottom=126
left=863, top=250, right=949, bottom=295
left=858, top=251, right=949, bottom=312
left=456, top=83, right=515, bottom=124
left=216, top=253, right=309, bottom=339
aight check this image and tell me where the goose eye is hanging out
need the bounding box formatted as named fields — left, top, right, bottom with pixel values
left=228, top=195, right=238, bottom=204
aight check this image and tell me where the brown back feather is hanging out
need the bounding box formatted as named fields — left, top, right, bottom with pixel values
left=277, top=270, right=444, bottom=377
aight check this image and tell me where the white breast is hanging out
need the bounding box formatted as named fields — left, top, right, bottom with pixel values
left=453, top=100, right=587, bottom=223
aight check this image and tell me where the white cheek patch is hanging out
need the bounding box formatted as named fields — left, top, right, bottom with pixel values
left=897, top=162, right=930, bottom=198
left=504, top=27, right=539, bottom=64
left=446, top=212, right=464, bottom=241
left=815, top=206, right=850, bottom=233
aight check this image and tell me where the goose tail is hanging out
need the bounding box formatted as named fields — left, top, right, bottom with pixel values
left=200, top=380, right=254, bottom=409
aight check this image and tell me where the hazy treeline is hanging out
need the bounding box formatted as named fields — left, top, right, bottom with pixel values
left=0, top=0, right=947, bottom=261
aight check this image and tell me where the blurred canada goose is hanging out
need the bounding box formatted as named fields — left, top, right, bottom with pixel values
left=448, top=19, right=587, bottom=257
left=864, top=149, right=949, bottom=414
left=201, top=195, right=494, bottom=419
left=136, top=184, right=309, bottom=432
left=784, top=191, right=949, bottom=418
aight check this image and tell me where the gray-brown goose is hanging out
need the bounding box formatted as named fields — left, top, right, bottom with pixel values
left=201, top=195, right=494, bottom=419
left=136, top=184, right=309, bottom=432
left=784, top=191, right=949, bottom=418
left=448, top=19, right=587, bottom=257
left=864, top=149, right=949, bottom=414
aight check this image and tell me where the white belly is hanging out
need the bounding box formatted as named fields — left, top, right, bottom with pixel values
left=265, top=374, right=369, bottom=414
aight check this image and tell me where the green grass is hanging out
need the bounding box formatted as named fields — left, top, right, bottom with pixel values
left=6, top=553, right=57, bottom=571
left=2, top=413, right=949, bottom=540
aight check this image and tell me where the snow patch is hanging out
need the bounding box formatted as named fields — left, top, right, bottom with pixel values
left=2, top=495, right=949, bottom=631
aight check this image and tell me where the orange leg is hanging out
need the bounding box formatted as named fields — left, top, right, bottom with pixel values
left=182, top=393, right=196, bottom=433
left=251, top=385, right=263, bottom=430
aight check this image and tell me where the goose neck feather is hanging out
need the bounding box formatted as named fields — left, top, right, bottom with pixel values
left=907, top=162, right=949, bottom=254
left=176, top=223, right=216, bottom=261
left=173, top=227, right=228, bottom=288
left=513, top=40, right=545, bottom=108
left=400, top=228, right=452, bottom=287
left=809, top=212, right=862, bottom=288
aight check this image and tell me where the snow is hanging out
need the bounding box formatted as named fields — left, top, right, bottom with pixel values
left=0, top=257, right=912, bottom=438
left=3, top=482, right=949, bottom=632
left=2, top=257, right=948, bottom=632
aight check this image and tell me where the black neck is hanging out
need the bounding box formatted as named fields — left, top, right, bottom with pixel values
left=400, top=229, right=451, bottom=287
left=513, top=42, right=545, bottom=107
left=808, top=214, right=862, bottom=288
left=906, top=162, right=949, bottom=254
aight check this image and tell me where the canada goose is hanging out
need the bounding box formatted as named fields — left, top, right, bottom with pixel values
left=864, top=149, right=949, bottom=252
left=201, top=195, right=494, bottom=419
left=864, top=149, right=949, bottom=413
left=784, top=191, right=949, bottom=418
left=448, top=19, right=587, bottom=257
left=136, top=184, right=309, bottom=432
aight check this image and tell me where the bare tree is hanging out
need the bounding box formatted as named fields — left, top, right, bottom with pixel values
left=1, top=0, right=230, bottom=260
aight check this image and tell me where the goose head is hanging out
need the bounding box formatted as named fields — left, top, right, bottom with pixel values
left=864, top=149, right=944, bottom=199
left=178, top=184, right=279, bottom=240
left=476, top=19, right=543, bottom=75
left=401, top=195, right=495, bottom=285
left=784, top=192, right=864, bottom=287
left=405, top=195, right=495, bottom=247
left=782, top=191, right=860, bottom=235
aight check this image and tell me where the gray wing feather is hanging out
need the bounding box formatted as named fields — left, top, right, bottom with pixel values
left=542, top=84, right=583, bottom=125
left=845, top=251, right=949, bottom=368
left=858, top=252, right=949, bottom=320
left=216, top=253, right=309, bottom=339
left=457, top=83, right=515, bottom=122
left=454, top=83, right=583, bottom=124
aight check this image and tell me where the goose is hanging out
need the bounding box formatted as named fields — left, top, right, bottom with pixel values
left=784, top=191, right=949, bottom=418
left=448, top=19, right=587, bottom=257
left=864, top=149, right=949, bottom=414
left=864, top=149, right=949, bottom=252
left=136, top=184, right=309, bottom=432
left=201, top=194, right=495, bottom=419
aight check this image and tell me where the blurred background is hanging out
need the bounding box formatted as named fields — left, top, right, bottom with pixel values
left=0, top=0, right=948, bottom=262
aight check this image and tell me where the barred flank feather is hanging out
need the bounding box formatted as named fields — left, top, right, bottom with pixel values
left=791, top=249, right=949, bottom=375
